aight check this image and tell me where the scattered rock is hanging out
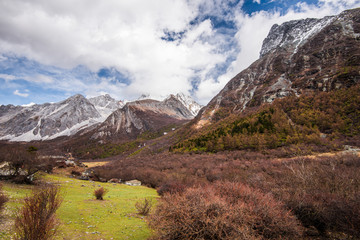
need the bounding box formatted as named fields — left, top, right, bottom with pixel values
left=108, top=178, right=120, bottom=183
left=125, top=179, right=141, bottom=186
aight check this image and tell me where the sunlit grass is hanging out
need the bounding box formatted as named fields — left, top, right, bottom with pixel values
left=1, top=173, right=158, bottom=240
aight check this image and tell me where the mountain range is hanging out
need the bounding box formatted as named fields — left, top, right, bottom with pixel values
left=0, top=93, right=201, bottom=142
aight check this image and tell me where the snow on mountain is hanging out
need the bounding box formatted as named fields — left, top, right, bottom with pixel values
left=138, top=92, right=202, bottom=117
left=92, top=94, right=197, bottom=139
left=0, top=92, right=201, bottom=142
left=0, top=94, right=103, bottom=141
left=88, top=94, right=124, bottom=120
left=260, top=16, right=335, bottom=57
left=137, top=93, right=167, bottom=101
left=171, top=93, right=203, bottom=116
left=21, top=102, right=36, bottom=107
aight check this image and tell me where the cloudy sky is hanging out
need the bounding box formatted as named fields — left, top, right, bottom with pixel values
left=0, top=0, right=359, bottom=106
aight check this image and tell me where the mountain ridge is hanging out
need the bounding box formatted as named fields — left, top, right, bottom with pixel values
left=193, top=8, right=360, bottom=129
left=0, top=93, right=202, bottom=142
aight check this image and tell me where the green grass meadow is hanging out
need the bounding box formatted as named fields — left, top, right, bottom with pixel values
left=1, top=174, right=158, bottom=240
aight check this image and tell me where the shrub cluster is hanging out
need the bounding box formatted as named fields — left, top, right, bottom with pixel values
left=275, top=154, right=360, bottom=237
left=95, top=150, right=360, bottom=238
left=149, top=182, right=303, bottom=239
left=0, top=145, right=56, bottom=184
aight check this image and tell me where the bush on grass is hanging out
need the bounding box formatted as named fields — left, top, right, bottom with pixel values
left=94, top=187, right=108, bottom=200
left=14, top=184, right=62, bottom=240
left=135, top=198, right=153, bottom=216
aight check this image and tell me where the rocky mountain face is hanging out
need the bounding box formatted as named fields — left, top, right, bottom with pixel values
left=195, top=8, right=360, bottom=128
left=171, top=93, right=202, bottom=116
left=0, top=92, right=201, bottom=142
left=88, top=94, right=125, bottom=121
left=0, top=94, right=120, bottom=142
left=92, top=96, right=199, bottom=139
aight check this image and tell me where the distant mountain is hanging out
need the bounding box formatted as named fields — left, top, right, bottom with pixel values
left=0, top=94, right=123, bottom=142
left=88, top=94, right=124, bottom=121
left=136, top=92, right=203, bottom=116
left=0, top=94, right=101, bottom=141
left=0, top=92, right=201, bottom=142
left=170, top=93, right=202, bottom=116
left=91, top=95, right=200, bottom=140
left=195, top=8, right=360, bottom=128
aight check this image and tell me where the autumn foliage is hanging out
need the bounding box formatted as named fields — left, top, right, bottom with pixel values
left=149, top=182, right=303, bottom=239
left=171, top=84, right=360, bottom=153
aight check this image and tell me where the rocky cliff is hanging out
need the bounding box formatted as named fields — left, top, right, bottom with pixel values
left=91, top=96, right=198, bottom=139
left=195, top=8, right=360, bottom=128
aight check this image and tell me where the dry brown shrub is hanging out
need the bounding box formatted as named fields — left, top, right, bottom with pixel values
left=216, top=181, right=303, bottom=239
left=157, top=181, right=186, bottom=196
left=94, top=187, right=108, bottom=200
left=149, top=182, right=303, bottom=240
left=278, top=154, right=360, bottom=237
left=14, top=184, right=62, bottom=240
left=135, top=198, right=153, bottom=216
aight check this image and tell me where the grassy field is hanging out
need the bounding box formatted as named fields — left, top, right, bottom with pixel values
left=0, top=173, right=158, bottom=240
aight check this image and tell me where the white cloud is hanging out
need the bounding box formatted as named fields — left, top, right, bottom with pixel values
left=0, top=73, right=54, bottom=83
left=23, top=74, right=55, bottom=84
left=0, top=0, right=360, bottom=105
left=0, top=0, right=231, bottom=102
left=253, top=0, right=261, bottom=4
left=0, top=73, right=17, bottom=81
left=13, top=89, right=29, bottom=97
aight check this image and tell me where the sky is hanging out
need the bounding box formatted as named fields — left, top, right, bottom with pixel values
left=0, top=0, right=360, bottom=106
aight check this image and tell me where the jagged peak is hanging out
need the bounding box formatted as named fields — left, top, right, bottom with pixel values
left=260, top=15, right=335, bottom=57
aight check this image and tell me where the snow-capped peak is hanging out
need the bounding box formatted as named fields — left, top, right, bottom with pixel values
left=260, top=15, right=335, bottom=57
left=21, top=102, right=36, bottom=107
left=166, top=93, right=202, bottom=116
left=88, top=94, right=124, bottom=120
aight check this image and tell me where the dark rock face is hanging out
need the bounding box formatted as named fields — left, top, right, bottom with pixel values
left=92, top=97, right=195, bottom=139
left=196, top=8, right=360, bottom=128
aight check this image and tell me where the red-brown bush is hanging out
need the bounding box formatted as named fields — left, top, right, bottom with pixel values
left=94, top=187, right=108, bottom=200
left=149, top=182, right=303, bottom=240
left=14, top=184, right=62, bottom=240
left=157, top=181, right=186, bottom=196
left=273, top=154, right=360, bottom=237
left=93, top=150, right=360, bottom=237
left=0, top=183, right=8, bottom=214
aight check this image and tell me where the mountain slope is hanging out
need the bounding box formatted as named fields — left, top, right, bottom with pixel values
left=172, top=84, right=360, bottom=153
left=195, top=8, right=360, bottom=129
left=88, top=94, right=124, bottom=120
left=170, top=93, right=202, bottom=116
left=92, top=96, right=197, bottom=140
left=0, top=91, right=201, bottom=142
left=0, top=94, right=104, bottom=141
